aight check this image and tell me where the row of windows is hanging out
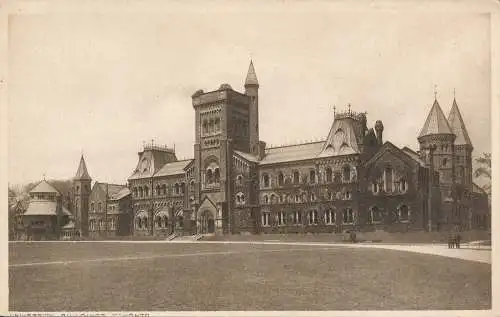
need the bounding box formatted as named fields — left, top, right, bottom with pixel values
left=261, top=209, right=353, bottom=226
left=261, top=205, right=410, bottom=227
left=89, top=219, right=117, bottom=231
left=262, top=191, right=351, bottom=204
left=132, top=181, right=193, bottom=198
left=135, top=215, right=183, bottom=229
left=262, top=166, right=355, bottom=188
left=202, top=117, right=221, bottom=135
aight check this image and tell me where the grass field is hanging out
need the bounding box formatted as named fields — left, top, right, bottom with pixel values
left=9, top=242, right=491, bottom=311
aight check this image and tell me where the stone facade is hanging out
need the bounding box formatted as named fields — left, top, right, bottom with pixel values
left=119, top=61, right=490, bottom=237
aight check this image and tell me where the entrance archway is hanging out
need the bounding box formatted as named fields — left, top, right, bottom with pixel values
left=199, top=210, right=215, bottom=234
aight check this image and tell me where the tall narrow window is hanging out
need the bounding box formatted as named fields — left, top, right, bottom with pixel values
left=399, top=205, right=409, bottom=221
left=309, top=170, right=316, bottom=184
left=324, top=209, right=335, bottom=224
left=343, top=208, right=354, bottom=224
left=278, top=172, right=284, bottom=186
left=144, top=186, right=149, bottom=197
left=385, top=167, right=392, bottom=193
left=262, top=212, right=271, bottom=226
left=293, top=211, right=302, bottom=224
left=370, top=206, right=383, bottom=223
left=263, top=173, right=270, bottom=187
left=326, top=167, right=333, bottom=183
left=293, top=171, right=300, bottom=184
left=308, top=210, right=318, bottom=225
left=214, top=168, right=220, bottom=184
left=277, top=211, right=286, bottom=226
left=206, top=169, right=213, bottom=185
left=343, top=165, right=351, bottom=182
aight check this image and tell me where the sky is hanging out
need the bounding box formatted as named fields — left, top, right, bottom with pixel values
left=7, top=3, right=492, bottom=186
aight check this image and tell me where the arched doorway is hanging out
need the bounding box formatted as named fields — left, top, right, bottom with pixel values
left=199, top=210, right=215, bottom=234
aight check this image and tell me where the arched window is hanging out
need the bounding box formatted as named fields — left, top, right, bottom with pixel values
left=308, top=210, right=318, bottom=225
left=236, top=175, right=243, bottom=186
left=206, top=169, right=213, bottom=184
left=136, top=218, right=141, bottom=229
left=189, top=180, right=195, bottom=191
left=181, top=182, right=185, bottom=194
left=98, top=202, right=102, bottom=212
left=442, top=158, right=447, bottom=167
left=209, top=119, right=214, bottom=133
left=262, top=212, right=271, bottom=227
left=370, top=206, right=383, bottom=223
left=144, top=186, right=149, bottom=197
left=156, top=185, right=161, bottom=196
left=326, top=167, right=333, bottom=183
left=277, top=211, right=286, bottom=226
left=309, top=170, right=316, bottom=184
left=139, top=187, right=143, bottom=197
left=91, top=202, right=95, bottom=212
left=203, top=119, right=208, bottom=134
left=278, top=172, right=284, bottom=186
left=271, top=194, right=276, bottom=204
left=343, top=165, right=351, bottom=182
left=162, top=215, right=168, bottom=228
left=343, top=208, right=354, bottom=224
left=385, top=167, right=393, bottom=192
left=324, top=209, right=335, bottom=225
left=133, top=188, right=138, bottom=197
left=214, top=118, right=220, bottom=131
left=143, top=217, right=148, bottom=229
left=292, top=211, right=302, bottom=224
left=372, top=182, right=379, bottom=194
left=162, top=184, right=167, bottom=195
left=99, top=219, right=104, bottom=230
left=156, top=216, right=162, bottom=228
left=400, top=179, right=408, bottom=192
left=293, top=171, right=300, bottom=184
left=214, top=168, right=220, bottom=184
left=399, top=205, right=409, bottom=221
left=263, top=173, right=270, bottom=187
left=344, top=191, right=351, bottom=200
left=264, top=195, right=269, bottom=204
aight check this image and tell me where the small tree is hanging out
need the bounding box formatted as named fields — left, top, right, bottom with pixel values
left=474, top=152, right=491, bottom=200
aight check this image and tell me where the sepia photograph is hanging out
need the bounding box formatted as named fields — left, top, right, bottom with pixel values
left=4, top=1, right=497, bottom=316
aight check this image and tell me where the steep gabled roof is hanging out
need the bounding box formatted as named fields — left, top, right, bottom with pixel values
left=244, top=60, right=259, bottom=87
left=319, top=116, right=360, bottom=157
left=448, top=98, right=473, bottom=147
left=401, top=146, right=426, bottom=167
left=74, top=155, right=91, bottom=180
left=419, top=99, right=453, bottom=138
left=365, top=141, right=417, bottom=169
left=29, top=180, right=60, bottom=195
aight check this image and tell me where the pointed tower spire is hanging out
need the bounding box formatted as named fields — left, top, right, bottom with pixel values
left=244, top=60, right=259, bottom=87
left=418, top=98, right=453, bottom=139
left=448, top=97, right=472, bottom=147
left=74, top=155, right=91, bottom=180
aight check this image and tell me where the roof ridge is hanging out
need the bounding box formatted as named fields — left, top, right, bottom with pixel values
left=266, top=140, right=325, bottom=150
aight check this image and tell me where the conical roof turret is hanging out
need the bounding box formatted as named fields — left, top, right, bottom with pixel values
left=448, top=98, right=472, bottom=147
left=418, top=98, right=453, bottom=139
left=74, top=155, right=91, bottom=180
left=244, top=60, right=259, bottom=87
